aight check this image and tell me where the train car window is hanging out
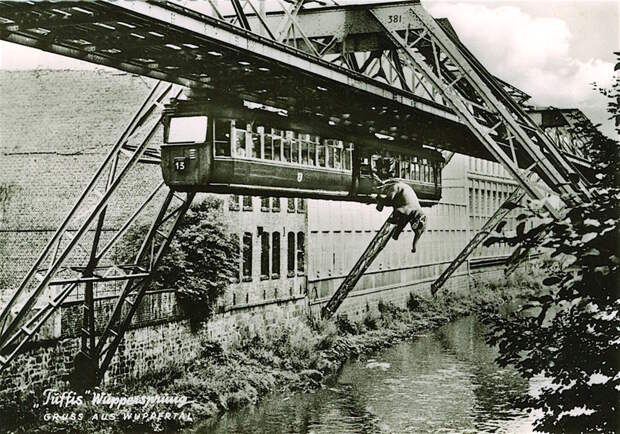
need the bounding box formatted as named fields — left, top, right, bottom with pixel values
left=401, top=157, right=410, bottom=180
left=260, top=231, right=270, bottom=279
left=317, top=141, right=326, bottom=167
left=271, top=197, right=280, bottom=212
left=308, top=140, right=316, bottom=166
left=343, top=144, right=353, bottom=171
left=272, top=232, right=280, bottom=277
left=246, top=123, right=258, bottom=159
left=233, top=121, right=247, bottom=158
left=167, top=116, right=208, bottom=144
left=412, top=156, right=418, bottom=180
left=332, top=141, right=343, bottom=170
left=325, top=141, right=332, bottom=168
left=249, top=124, right=260, bottom=159
left=272, top=129, right=282, bottom=161
left=301, top=135, right=309, bottom=165
left=242, top=232, right=253, bottom=279
left=263, top=127, right=273, bottom=160
left=429, top=163, right=435, bottom=184
left=287, top=198, right=295, bottom=213
left=289, top=132, right=299, bottom=164
left=282, top=134, right=291, bottom=162
left=213, top=119, right=231, bottom=156
left=297, top=232, right=305, bottom=273
left=423, top=158, right=429, bottom=182
left=287, top=232, right=295, bottom=276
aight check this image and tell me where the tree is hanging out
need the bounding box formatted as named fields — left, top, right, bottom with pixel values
left=116, top=195, right=239, bottom=326
left=481, top=68, right=619, bottom=432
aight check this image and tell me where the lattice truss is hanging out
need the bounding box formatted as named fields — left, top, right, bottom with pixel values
left=0, top=82, right=194, bottom=383
left=0, top=0, right=593, bottom=383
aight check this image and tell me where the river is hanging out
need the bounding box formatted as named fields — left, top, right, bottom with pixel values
left=191, top=316, right=538, bottom=433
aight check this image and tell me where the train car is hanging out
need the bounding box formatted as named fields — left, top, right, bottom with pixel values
left=160, top=98, right=444, bottom=206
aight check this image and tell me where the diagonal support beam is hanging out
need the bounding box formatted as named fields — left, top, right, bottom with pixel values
left=322, top=213, right=398, bottom=319
left=94, top=190, right=195, bottom=383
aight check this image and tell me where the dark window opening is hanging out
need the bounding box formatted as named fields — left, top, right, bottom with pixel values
left=243, top=195, right=253, bottom=211
left=260, top=231, right=270, bottom=279
left=232, top=233, right=240, bottom=283
left=272, top=232, right=280, bottom=277
left=297, top=198, right=305, bottom=213
left=229, top=194, right=240, bottom=211
left=242, top=232, right=252, bottom=280
left=271, top=197, right=280, bottom=212
left=287, top=198, right=296, bottom=213
left=261, top=196, right=270, bottom=212
left=287, top=231, right=295, bottom=276
left=297, top=232, right=305, bottom=274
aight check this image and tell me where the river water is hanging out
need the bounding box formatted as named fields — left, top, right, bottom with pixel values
left=193, top=317, right=538, bottom=433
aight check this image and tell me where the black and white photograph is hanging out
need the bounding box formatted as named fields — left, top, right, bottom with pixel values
left=0, top=0, right=617, bottom=432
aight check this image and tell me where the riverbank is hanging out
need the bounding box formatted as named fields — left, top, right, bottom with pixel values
left=0, top=271, right=542, bottom=433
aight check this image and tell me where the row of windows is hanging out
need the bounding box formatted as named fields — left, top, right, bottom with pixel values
left=368, top=154, right=441, bottom=184
left=240, top=230, right=305, bottom=281
left=215, top=119, right=355, bottom=171
left=230, top=195, right=305, bottom=213
left=468, top=185, right=519, bottom=217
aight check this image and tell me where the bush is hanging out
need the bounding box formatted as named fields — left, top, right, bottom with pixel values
left=481, top=73, right=619, bottom=432
left=334, top=314, right=361, bottom=335
left=115, top=196, right=239, bottom=326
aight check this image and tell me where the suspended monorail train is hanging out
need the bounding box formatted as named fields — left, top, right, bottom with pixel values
left=160, top=98, right=444, bottom=206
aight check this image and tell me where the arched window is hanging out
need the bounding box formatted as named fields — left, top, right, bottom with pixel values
left=287, top=231, right=295, bottom=276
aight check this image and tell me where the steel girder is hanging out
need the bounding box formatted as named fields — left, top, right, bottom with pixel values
left=0, top=82, right=191, bottom=387
left=322, top=214, right=398, bottom=319
left=367, top=4, right=591, bottom=295
left=0, top=0, right=591, bottom=167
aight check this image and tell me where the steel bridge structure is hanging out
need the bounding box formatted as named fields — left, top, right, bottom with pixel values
left=0, top=0, right=593, bottom=386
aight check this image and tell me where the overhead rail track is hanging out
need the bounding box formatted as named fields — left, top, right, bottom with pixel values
left=0, top=0, right=594, bottom=382
left=0, top=0, right=591, bottom=169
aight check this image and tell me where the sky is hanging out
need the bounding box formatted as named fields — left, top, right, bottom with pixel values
left=0, top=0, right=617, bottom=135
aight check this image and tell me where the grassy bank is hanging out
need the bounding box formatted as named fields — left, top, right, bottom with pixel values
left=0, top=271, right=541, bottom=433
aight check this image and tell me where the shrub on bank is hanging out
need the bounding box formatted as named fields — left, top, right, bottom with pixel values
left=0, top=272, right=541, bottom=433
